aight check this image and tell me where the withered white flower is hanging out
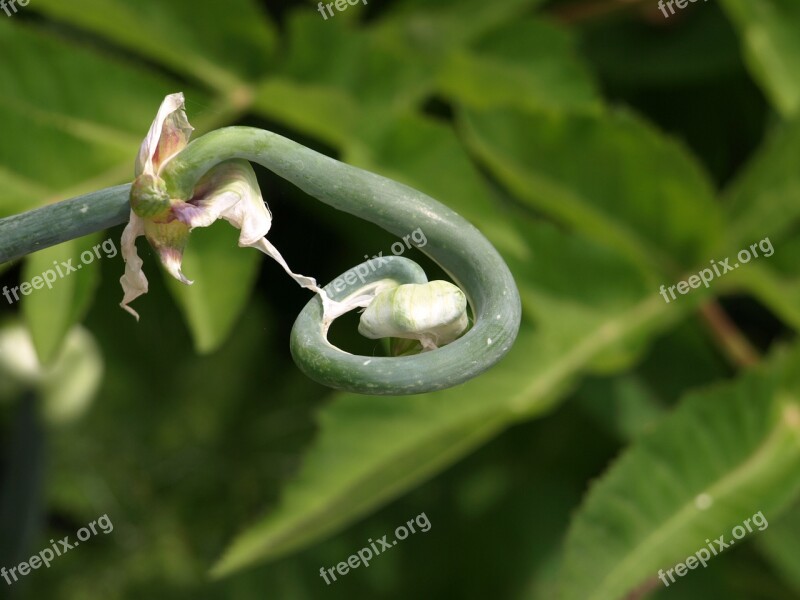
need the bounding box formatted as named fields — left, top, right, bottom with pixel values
left=120, top=93, right=332, bottom=320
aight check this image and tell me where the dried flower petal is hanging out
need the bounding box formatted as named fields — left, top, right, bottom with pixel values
left=135, top=92, right=193, bottom=178
left=121, top=94, right=338, bottom=320
left=119, top=211, right=148, bottom=320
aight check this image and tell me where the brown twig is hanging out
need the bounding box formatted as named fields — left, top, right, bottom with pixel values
left=699, top=301, right=761, bottom=369
left=626, top=576, right=660, bottom=600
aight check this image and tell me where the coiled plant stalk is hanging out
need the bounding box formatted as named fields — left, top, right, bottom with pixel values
left=0, top=125, right=521, bottom=395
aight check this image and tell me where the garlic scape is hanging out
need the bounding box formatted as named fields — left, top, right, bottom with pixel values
left=121, top=94, right=475, bottom=356
left=0, top=90, right=521, bottom=394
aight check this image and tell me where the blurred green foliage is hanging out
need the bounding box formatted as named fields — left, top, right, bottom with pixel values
left=2, top=0, right=800, bottom=598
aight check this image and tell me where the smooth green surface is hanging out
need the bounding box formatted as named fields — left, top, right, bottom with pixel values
left=0, top=185, right=130, bottom=265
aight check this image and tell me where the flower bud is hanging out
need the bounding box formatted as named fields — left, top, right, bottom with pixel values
left=130, top=172, right=170, bottom=218
left=358, top=281, right=469, bottom=350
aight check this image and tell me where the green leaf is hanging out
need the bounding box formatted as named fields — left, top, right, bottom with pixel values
left=0, top=19, right=210, bottom=216
left=29, top=0, right=276, bottom=91
left=279, top=12, right=434, bottom=113
left=0, top=167, right=51, bottom=220
left=21, top=234, right=103, bottom=365
left=756, top=500, right=800, bottom=593
left=379, top=0, right=547, bottom=46
left=254, top=11, right=438, bottom=154
left=720, top=0, right=800, bottom=117
left=437, top=18, right=600, bottom=113
left=254, top=79, right=359, bottom=148
left=164, top=224, right=262, bottom=355
left=261, top=3, right=558, bottom=143
left=211, top=219, right=680, bottom=575
left=459, top=107, right=723, bottom=273
left=731, top=262, right=800, bottom=332
left=581, top=5, right=742, bottom=88
left=574, top=374, right=666, bottom=442
left=722, top=118, right=800, bottom=250
left=559, top=346, right=800, bottom=600
left=719, top=119, right=800, bottom=330
left=347, top=113, right=529, bottom=259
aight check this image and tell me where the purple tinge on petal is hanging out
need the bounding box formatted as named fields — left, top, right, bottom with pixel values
left=157, top=246, right=193, bottom=286
left=172, top=193, right=239, bottom=231
left=143, top=220, right=193, bottom=286
left=154, top=110, right=194, bottom=170
left=135, top=92, right=194, bottom=178
left=174, top=160, right=272, bottom=247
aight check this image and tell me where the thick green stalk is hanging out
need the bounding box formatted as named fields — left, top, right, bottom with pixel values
left=162, top=127, right=522, bottom=395
left=0, top=185, right=131, bottom=264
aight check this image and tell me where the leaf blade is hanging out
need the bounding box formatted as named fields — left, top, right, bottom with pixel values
left=559, top=348, right=800, bottom=600
left=21, top=235, right=103, bottom=365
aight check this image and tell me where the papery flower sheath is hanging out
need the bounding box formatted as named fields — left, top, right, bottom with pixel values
left=120, top=93, right=332, bottom=320
left=358, top=281, right=469, bottom=350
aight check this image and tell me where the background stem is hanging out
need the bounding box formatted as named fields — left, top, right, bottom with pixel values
left=699, top=301, right=761, bottom=368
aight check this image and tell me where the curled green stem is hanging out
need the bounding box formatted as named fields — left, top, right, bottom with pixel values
left=162, top=127, right=521, bottom=394
left=0, top=127, right=522, bottom=395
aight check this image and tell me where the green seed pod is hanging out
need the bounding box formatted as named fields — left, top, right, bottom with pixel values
left=358, top=281, right=469, bottom=351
